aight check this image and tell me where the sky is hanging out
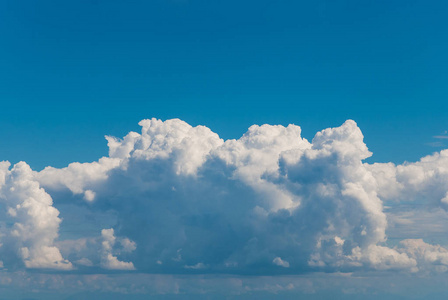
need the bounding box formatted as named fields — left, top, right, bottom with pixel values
left=1, top=0, right=448, bottom=299
left=1, top=0, right=448, bottom=170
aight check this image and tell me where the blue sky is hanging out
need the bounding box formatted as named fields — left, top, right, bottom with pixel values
left=2, top=1, right=448, bottom=299
left=1, top=0, right=448, bottom=170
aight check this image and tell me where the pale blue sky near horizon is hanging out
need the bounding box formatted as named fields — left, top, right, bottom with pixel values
left=1, top=0, right=448, bottom=170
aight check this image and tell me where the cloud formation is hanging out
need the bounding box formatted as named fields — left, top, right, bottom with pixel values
left=0, top=162, right=72, bottom=270
left=1, top=118, right=448, bottom=276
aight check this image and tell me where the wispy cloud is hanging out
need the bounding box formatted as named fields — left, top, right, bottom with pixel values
left=427, top=141, right=444, bottom=147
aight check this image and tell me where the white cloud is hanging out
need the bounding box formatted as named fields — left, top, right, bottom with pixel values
left=83, top=190, right=96, bottom=202
left=1, top=118, right=448, bottom=277
left=184, top=262, right=208, bottom=269
left=100, top=228, right=135, bottom=270
left=367, top=150, right=448, bottom=208
left=0, top=162, right=72, bottom=270
left=398, top=239, right=448, bottom=273
left=273, top=257, right=290, bottom=268
left=35, top=156, right=121, bottom=196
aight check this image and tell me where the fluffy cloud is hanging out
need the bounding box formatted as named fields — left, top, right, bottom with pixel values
left=398, top=239, right=448, bottom=273
left=0, top=161, right=72, bottom=270
left=367, top=150, right=448, bottom=207
left=1, top=118, right=448, bottom=276
left=278, top=120, right=392, bottom=270
left=100, top=228, right=135, bottom=270
left=273, top=257, right=290, bottom=268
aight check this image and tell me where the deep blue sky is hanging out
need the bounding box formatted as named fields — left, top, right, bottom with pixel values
left=1, top=0, right=448, bottom=170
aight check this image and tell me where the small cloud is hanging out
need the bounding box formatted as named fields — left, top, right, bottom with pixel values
left=172, top=249, right=182, bottom=262
left=184, top=262, right=208, bottom=269
left=75, top=258, right=93, bottom=267
left=120, top=238, right=137, bottom=253
left=100, top=229, right=135, bottom=270
left=84, top=190, right=96, bottom=202
left=426, top=142, right=444, bottom=147
left=273, top=257, right=290, bottom=268
left=428, top=132, right=448, bottom=147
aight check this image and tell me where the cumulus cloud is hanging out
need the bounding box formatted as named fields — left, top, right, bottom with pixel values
left=100, top=228, right=135, bottom=270
left=273, top=257, right=290, bottom=268
left=0, top=162, right=72, bottom=270
left=2, top=118, right=448, bottom=276
left=398, top=239, right=448, bottom=273
left=367, top=150, right=448, bottom=208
